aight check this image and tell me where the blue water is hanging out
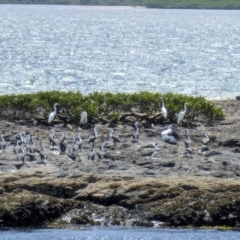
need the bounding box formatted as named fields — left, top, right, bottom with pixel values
left=1, top=227, right=240, bottom=240
left=0, top=5, right=240, bottom=99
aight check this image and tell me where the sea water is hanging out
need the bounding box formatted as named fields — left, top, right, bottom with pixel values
left=1, top=226, right=240, bottom=240
left=0, top=5, right=240, bottom=99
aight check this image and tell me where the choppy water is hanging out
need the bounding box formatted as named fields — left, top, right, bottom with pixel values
left=1, top=227, right=240, bottom=240
left=0, top=5, right=240, bottom=99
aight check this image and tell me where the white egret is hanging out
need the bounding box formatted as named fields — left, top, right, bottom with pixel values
left=80, top=111, right=88, bottom=125
left=48, top=103, right=58, bottom=124
left=177, top=103, right=187, bottom=125
left=161, top=97, right=167, bottom=120
left=161, top=124, right=179, bottom=144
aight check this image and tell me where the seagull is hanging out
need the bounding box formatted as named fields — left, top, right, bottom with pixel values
left=177, top=103, right=187, bottom=125
left=48, top=103, right=58, bottom=124
left=161, top=96, right=167, bottom=120
left=161, top=124, right=179, bottom=144
left=80, top=111, right=88, bottom=125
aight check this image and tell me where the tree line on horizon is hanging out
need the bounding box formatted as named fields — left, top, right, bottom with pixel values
left=1, top=0, right=240, bottom=9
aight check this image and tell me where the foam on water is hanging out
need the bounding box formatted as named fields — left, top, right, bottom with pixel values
left=1, top=227, right=240, bottom=240
left=0, top=6, right=240, bottom=99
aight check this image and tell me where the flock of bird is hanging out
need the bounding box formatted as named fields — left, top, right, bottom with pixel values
left=160, top=97, right=210, bottom=157
left=0, top=100, right=210, bottom=167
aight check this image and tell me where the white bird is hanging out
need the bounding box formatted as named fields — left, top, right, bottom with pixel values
left=48, top=103, right=58, bottom=124
left=80, top=111, right=88, bottom=125
left=161, top=124, right=179, bottom=144
left=177, top=103, right=187, bottom=125
left=161, top=97, right=167, bottom=120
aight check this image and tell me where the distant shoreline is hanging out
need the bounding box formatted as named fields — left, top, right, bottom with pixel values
left=1, top=2, right=240, bottom=10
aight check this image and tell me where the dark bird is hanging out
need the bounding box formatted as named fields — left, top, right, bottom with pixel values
left=39, top=141, right=48, bottom=164
left=97, top=141, right=106, bottom=161
left=76, top=133, right=83, bottom=152
left=59, top=132, right=67, bottom=155
left=49, top=128, right=59, bottom=155
left=68, top=145, right=80, bottom=161
left=88, top=142, right=95, bottom=161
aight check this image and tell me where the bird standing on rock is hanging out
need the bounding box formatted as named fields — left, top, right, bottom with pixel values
left=80, top=111, right=88, bottom=126
left=59, top=132, right=67, bottom=155
left=161, top=96, right=167, bottom=120
left=48, top=103, right=58, bottom=124
left=108, top=128, right=120, bottom=145
left=88, top=142, right=95, bottom=161
left=181, top=128, right=193, bottom=157
left=88, top=125, right=98, bottom=144
left=97, top=141, right=106, bottom=161
left=177, top=103, right=187, bottom=125
left=39, top=141, right=48, bottom=164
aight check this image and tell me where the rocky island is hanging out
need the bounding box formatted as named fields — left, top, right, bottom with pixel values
left=0, top=98, right=240, bottom=228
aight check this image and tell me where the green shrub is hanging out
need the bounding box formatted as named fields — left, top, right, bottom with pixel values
left=0, top=91, right=225, bottom=125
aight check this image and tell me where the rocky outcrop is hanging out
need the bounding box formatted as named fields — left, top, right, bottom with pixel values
left=0, top=99, right=240, bottom=227
left=1, top=173, right=240, bottom=227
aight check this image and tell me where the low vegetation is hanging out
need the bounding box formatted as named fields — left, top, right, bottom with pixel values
left=0, top=91, right=225, bottom=126
left=1, top=0, right=240, bottom=9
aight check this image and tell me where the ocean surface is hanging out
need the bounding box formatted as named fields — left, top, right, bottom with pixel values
left=1, top=226, right=240, bottom=240
left=0, top=5, right=240, bottom=99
